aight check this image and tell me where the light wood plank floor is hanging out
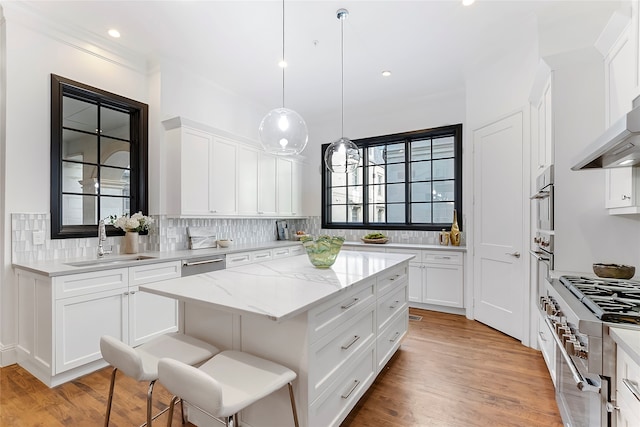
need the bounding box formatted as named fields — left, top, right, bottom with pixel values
left=0, top=308, right=562, bottom=426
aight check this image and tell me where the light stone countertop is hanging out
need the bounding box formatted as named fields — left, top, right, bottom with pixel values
left=12, top=239, right=461, bottom=277
left=609, top=327, right=640, bottom=367
left=140, top=251, right=415, bottom=322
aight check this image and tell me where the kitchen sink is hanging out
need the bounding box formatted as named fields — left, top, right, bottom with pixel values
left=65, top=255, right=157, bottom=267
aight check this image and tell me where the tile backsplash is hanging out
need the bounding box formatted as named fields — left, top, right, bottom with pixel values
left=11, top=213, right=464, bottom=264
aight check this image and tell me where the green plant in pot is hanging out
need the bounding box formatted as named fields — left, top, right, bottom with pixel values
left=300, top=235, right=345, bottom=268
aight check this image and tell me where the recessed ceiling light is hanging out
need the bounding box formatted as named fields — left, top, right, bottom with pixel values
left=382, top=70, right=392, bottom=77
left=108, top=29, right=121, bottom=38
left=462, top=0, right=475, bottom=6
left=279, top=60, right=287, bottom=68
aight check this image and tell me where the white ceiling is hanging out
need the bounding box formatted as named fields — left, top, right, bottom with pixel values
left=17, top=0, right=622, bottom=124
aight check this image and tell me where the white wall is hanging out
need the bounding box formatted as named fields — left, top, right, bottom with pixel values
left=302, top=88, right=466, bottom=217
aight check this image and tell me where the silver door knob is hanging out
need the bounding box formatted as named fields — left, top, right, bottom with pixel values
left=506, top=251, right=521, bottom=258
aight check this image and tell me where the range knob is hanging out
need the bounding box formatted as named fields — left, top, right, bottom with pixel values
left=565, top=340, right=577, bottom=355
left=546, top=304, right=557, bottom=316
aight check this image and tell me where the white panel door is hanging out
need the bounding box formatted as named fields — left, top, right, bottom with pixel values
left=473, top=111, right=525, bottom=340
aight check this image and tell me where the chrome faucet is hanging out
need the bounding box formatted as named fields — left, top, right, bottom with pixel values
left=97, top=219, right=112, bottom=258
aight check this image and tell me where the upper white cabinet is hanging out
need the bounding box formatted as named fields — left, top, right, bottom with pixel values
left=599, top=9, right=640, bottom=214
left=163, top=117, right=305, bottom=218
left=529, top=61, right=553, bottom=173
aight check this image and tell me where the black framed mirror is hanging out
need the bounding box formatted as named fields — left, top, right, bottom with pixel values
left=50, top=74, right=148, bottom=239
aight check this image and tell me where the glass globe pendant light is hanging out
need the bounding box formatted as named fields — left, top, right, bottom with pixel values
left=324, top=8, right=361, bottom=174
left=259, top=0, right=308, bottom=155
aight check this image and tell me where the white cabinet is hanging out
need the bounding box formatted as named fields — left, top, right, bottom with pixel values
left=16, top=261, right=180, bottom=387
left=225, top=245, right=304, bottom=268
left=537, top=311, right=556, bottom=387
left=616, top=342, right=640, bottom=426
left=600, top=11, right=640, bottom=214
left=529, top=61, right=553, bottom=173
left=163, top=117, right=305, bottom=218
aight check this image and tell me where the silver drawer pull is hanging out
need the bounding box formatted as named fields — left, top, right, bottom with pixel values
left=341, top=335, right=360, bottom=350
left=389, top=332, right=401, bottom=343
left=341, top=379, right=360, bottom=399
left=389, top=300, right=400, bottom=309
left=341, top=298, right=359, bottom=309
left=389, top=274, right=401, bottom=281
left=183, top=258, right=224, bottom=267
left=255, top=254, right=269, bottom=258
left=434, top=256, right=451, bottom=260
left=622, top=379, right=640, bottom=402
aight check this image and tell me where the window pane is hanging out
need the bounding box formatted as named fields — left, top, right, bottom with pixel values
left=63, top=129, right=97, bottom=163
left=433, top=202, right=455, bottom=223
left=331, top=172, right=348, bottom=186
left=411, top=161, right=431, bottom=181
left=347, top=167, right=363, bottom=185
left=433, top=180, right=455, bottom=201
left=369, top=165, right=387, bottom=185
left=411, top=203, right=431, bottom=223
left=411, top=182, right=431, bottom=202
left=433, top=159, right=454, bottom=180
left=331, top=187, right=348, bottom=204
left=387, top=204, right=405, bottom=223
left=368, top=146, right=385, bottom=165
left=62, top=162, right=97, bottom=194
left=433, top=136, right=454, bottom=159
left=102, top=137, right=130, bottom=167
left=101, top=106, right=130, bottom=140
left=63, top=97, right=97, bottom=133
left=369, top=184, right=385, bottom=203
left=387, top=183, right=404, bottom=203
left=385, top=143, right=405, bottom=163
left=100, top=166, right=130, bottom=196
left=387, top=163, right=405, bottom=183
left=332, top=205, right=347, bottom=222
left=62, top=194, right=97, bottom=225
left=101, top=197, right=130, bottom=220
left=411, top=139, right=431, bottom=161
left=369, top=204, right=386, bottom=223
left=347, top=204, right=363, bottom=222
left=348, top=186, right=363, bottom=204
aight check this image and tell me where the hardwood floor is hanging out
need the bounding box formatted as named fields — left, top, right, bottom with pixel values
left=0, top=308, right=562, bottom=426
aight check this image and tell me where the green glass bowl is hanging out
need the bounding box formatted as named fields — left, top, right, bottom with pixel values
left=301, top=235, right=345, bottom=268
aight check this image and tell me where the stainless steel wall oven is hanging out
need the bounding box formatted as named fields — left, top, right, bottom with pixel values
left=531, top=165, right=554, bottom=232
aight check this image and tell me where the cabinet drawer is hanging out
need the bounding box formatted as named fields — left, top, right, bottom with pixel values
left=54, top=268, right=128, bottom=300
left=376, top=310, right=408, bottom=372
left=309, top=344, right=376, bottom=427
left=376, top=264, right=407, bottom=296
left=251, top=249, right=273, bottom=262
left=423, top=250, right=462, bottom=265
left=129, top=261, right=181, bottom=287
left=226, top=252, right=253, bottom=267
left=308, top=280, right=375, bottom=341
left=272, top=247, right=290, bottom=258
left=289, top=245, right=305, bottom=256
left=617, top=346, right=640, bottom=418
left=309, top=305, right=375, bottom=401
left=377, top=283, right=408, bottom=332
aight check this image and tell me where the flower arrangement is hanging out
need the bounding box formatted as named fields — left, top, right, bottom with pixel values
left=110, top=212, right=154, bottom=233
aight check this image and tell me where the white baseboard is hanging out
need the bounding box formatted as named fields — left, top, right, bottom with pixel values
left=0, top=343, right=17, bottom=367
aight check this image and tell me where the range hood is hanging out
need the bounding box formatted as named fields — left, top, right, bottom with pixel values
left=572, top=98, right=640, bottom=170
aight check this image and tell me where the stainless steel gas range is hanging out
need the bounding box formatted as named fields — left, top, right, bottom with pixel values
left=540, top=275, right=640, bottom=427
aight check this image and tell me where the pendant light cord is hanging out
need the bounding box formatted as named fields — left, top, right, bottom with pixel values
left=282, top=0, right=286, bottom=108
left=340, top=12, right=345, bottom=137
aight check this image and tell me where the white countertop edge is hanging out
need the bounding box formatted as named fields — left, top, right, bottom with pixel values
left=343, top=241, right=466, bottom=251
left=609, top=326, right=640, bottom=366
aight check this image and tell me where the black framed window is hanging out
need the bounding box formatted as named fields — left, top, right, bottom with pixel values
left=322, top=124, right=462, bottom=231
left=50, top=74, right=148, bottom=239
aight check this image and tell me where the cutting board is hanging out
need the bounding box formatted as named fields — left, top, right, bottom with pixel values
left=187, top=226, right=217, bottom=249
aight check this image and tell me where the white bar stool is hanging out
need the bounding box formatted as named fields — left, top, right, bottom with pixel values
left=100, top=333, right=219, bottom=427
left=158, top=350, right=299, bottom=427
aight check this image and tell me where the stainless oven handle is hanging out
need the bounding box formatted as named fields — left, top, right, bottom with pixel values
left=530, top=190, right=551, bottom=200
left=182, top=258, right=225, bottom=267
left=622, top=378, right=640, bottom=402
left=529, top=250, right=550, bottom=262
left=544, top=318, right=600, bottom=393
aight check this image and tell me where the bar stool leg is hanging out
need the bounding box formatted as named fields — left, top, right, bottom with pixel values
left=166, top=396, right=177, bottom=427
left=104, top=367, right=118, bottom=427
left=145, top=380, right=156, bottom=427
left=288, top=382, right=299, bottom=427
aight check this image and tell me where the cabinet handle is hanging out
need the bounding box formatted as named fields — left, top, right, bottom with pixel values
left=622, top=379, right=640, bottom=402
left=389, top=331, right=401, bottom=343
left=389, top=274, right=401, bottom=281
left=258, top=211, right=264, bottom=214
left=389, top=300, right=400, bottom=309
left=434, top=256, right=451, bottom=260
left=538, top=331, right=547, bottom=342
left=210, top=210, right=217, bottom=213
left=130, top=291, right=136, bottom=295
left=341, top=298, right=359, bottom=310
left=124, top=291, right=129, bottom=296
left=341, top=379, right=360, bottom=399
left=341, top=335, right=360, bottom=350
left=622, top=195, right=631, bottom=201
left=255, top=254, right=269, bottom=259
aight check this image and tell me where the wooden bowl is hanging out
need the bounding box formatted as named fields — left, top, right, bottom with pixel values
left=361, top=238, right=388, bottom=244
left=592, top=263, right=635, bottom=279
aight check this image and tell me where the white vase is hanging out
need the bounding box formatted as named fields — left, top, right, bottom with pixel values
left=124, top=231, right=139, bottom=254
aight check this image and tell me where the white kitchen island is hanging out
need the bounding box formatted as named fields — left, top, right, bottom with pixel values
left=140, top=251, right=414, bottom=427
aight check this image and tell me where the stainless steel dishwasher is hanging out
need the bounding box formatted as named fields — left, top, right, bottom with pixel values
left=181, top=254, right=226, bottom=276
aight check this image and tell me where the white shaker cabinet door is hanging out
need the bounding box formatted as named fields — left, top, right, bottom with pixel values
left=237, top=145, right=259, bottom=215
left=424, top=263, right=463, bottom=308
left=258, top=153, right=277, bottom=215
left=179, top=127, right=212, bottom=215
left=277, top=157, right=293, bottom=215
left=210, top=137, right=238, bottom=215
